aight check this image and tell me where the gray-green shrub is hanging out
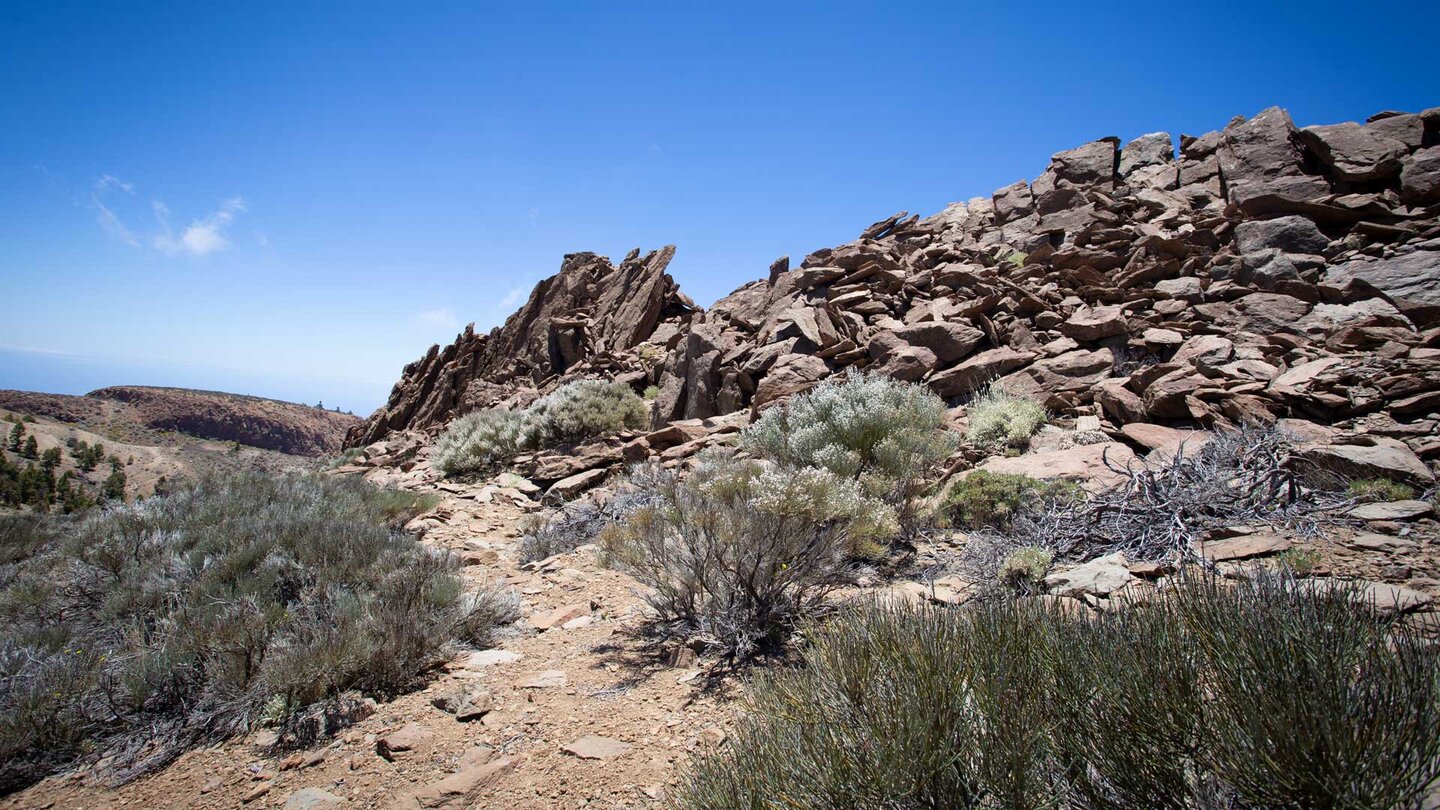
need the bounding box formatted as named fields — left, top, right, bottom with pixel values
left=600, top=456, right=894, bottom=658
left=964, top=382, right=1046, bottom=450
left=740, top=369, right=956, bottom=529
left=432, top=409, right=528, bottom=476
left=674, top=573, right=1440, bottom=809
left=432, top=380, right=646, bottom=478
left=0, top=472, right=518, bottom=791
left=520, top=379, right=647, bottom=447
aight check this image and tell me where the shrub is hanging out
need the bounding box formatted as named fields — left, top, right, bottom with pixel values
left=600, top=455, right=894, bottom=657
left=740, top=370, right=956, bottom=529
left=941, top=470, right=1081, bottom=530
left=1349, top=478, right=1417, bottom=502
left=518, top=466, right=666, bottom=563
left=0, top=472, right=517, bottom=791
left=997, top=546, right=1053, bottom=594
left=1275, top=546, right=1322, bottom=576
left=432, top=409, right=528, bottom=476
left=675, top=573, right=1440, bottom=809
left=964, top=383, right=1046, bottom=450
left=520, top=379, right=647, bottom=447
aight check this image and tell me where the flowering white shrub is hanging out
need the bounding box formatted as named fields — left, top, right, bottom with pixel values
left=964, top=383, right=1047, bottom=450
left=601, top=454, right=895, bottom=657
left=740, top=369, right=956, bottom=528
left=432, top=409, right=528, bottom=475
left=520, top=379, right=647, bottom=448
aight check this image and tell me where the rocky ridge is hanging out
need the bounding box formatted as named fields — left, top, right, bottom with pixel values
left=350, top=105, right=1440, bottom=495
left=2, top=386, right=360, bottom=457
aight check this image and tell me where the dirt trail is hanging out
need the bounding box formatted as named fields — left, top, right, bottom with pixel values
left=4, top=488, right=737, bottom=810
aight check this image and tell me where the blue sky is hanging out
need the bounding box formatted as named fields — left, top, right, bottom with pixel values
left=2, top=2, right=1436, bottom=414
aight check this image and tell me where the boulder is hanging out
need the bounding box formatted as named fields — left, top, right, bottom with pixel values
left=431, top=682, right=496, bottom=722
left=1119, top=132, right=1173, bottom=177
left=377, top=723, right=434, bottom=760
left=283, top=788, right=345, bottom=810
left=888, top=321, right=985, bottom=364
left=1045, top=552, right=1133, bottom=597
left=1400, top=146, right=1440, bottom=206
left=1299, top=438, right=1435, bottom=486
left=1233, top=215, right=1329, bottom=256
left=1324, top=250, right=1440, bottom=327
left=973, top=442, right=1139, bottom=493
left=1060, top=305, right=1128, bottom=341
left=1172, top=335, right=1235, bottom=366
left=928, top=348, right=1034, bottom=398
left=1299, top=122, right=1407, bottom=182
left=1050, top=138, right=1119, bottom=187
left=1347, top=500, right=1433, bottom=521
left=401, top=756, right=518, bottom=809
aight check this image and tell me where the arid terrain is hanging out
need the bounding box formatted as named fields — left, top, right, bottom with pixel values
left=4, top=103, right=1440, bottom=808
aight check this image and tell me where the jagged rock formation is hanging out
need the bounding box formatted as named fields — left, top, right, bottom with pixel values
left=348, top=247, right=695, bottom=446
left=352, top=105, right=1440, bottom=479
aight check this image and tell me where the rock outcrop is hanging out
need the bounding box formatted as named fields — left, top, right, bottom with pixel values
left=352, top=105, right=1440, bottom=478
left=348, top=248, right=695, bottom=446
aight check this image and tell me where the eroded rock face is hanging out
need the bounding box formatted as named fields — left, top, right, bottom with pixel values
left=350, top=105, right=1440, bottom=487
left=347, top=248, right=695, bottom=446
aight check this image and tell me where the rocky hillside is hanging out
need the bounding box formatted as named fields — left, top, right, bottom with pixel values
left=351, top=105, right=1439, bottom=484
left=1, top=386, right=359, bottom=457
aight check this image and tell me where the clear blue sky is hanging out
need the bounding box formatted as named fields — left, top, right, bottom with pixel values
left=2, top=2, right=1436, bottom=414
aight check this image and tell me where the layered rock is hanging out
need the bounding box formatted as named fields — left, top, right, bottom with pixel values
left=353, top=105, right=1440, bottom=478
left=348, top=247, right=695, bottom=446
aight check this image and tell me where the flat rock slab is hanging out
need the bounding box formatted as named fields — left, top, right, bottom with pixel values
left=1045, top=552, right=1133, bottom=597
left=1196, top=533, right=1291, bottom=562
left=377, top=723, right=434, bottom=760
left=283, top=788, right=345, bottom=810
left=402, top=756, right=518, bottom=809
left=533, top=603, right=589, bottom=631
left=1348, top=500, right=1433, bottom=521
left=562, top=735, right=632, bottom=760
left=974, top=442, right=1139, bottom=493
left=1346, top=533, right=1419, bottom=553
left=521, top=669, right=568, bottom=689
left=1354, top=581, right=1434, bottom=615
left=457, top=649, right=523, bottom=669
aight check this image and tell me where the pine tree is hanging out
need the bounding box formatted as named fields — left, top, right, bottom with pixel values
left=21, top=435, right=39, bottom=459
left=7, top=421, right=23, bottom=452
left=101, top=469, right=127, bottom=502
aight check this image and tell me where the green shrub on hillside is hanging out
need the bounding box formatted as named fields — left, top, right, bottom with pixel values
left=741, top=370, right=956, bottom=529
left=600, top=455, right=893, bottom=657
left=941, top=470, right=1081, bottom=530
left=675, top=574, right=1440, bottom=808
left=0, top=472, right=518, bottom=791
left=964, top=383, right=1046, bottom=450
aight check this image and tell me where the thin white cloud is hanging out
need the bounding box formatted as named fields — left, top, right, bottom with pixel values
left=91, top=174, right=139, bottom=247
left=497, top=285, right=526, bottom=310
left=410, top=308, right=461, bottom=332
left=153, top=196, right=246, bottom=257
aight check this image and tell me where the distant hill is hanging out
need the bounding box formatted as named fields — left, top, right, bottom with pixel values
left=0, top=386, right=359, bottom=457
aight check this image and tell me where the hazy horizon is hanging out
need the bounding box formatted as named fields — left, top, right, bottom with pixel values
left=4, top=1, right=1437, bottom=414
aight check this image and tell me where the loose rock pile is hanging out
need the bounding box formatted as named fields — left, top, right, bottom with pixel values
left=348, top=105, right=1440, bottom=495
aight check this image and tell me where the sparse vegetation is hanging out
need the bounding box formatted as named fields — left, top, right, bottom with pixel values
left=518, top=467, right=665, bottom=563
left=941, top=470, right=1080, bottom=530
left=519, top=379, right=647, bottom=448
left=0, top=472, right=518, bottom=791
left=675, top=574, right=1440, bottom=808
left=433, top=380, right=646, bottom=478
left=996, top=545, right=1053, bottom=594
left=1349, top=477, right=1417, bottom=502
left=432, top=408, right=528, bottom=476
left=964, top=383, right=1047, bottom=450
left=741, top=370, right=956, bottom=529
left=600, top=455, right=893, bottom=657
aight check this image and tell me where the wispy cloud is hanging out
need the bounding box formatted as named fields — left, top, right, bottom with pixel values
left=153, top=196, right=247, bottom=257
left=497, top=285, right=526, bottom=310
left=91, top=174, right=139, bottom=247
left=410, top=307, right=461, bottom=332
